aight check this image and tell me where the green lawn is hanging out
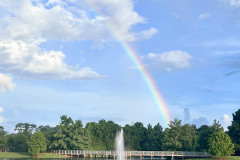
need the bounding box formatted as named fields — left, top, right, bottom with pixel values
left=0, top=152, right=31, bottom=158
left=0, top=152, right=67, bottom=158
left=194, top=156, right=240, bottom=160
left=37, top=153, right=68, bottom=158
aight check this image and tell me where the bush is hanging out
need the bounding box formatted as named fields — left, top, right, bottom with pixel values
left=208, top=130, right=234, bottom=158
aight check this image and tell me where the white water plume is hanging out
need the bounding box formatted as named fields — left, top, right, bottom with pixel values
left=115, top=129, right=125, bottom=160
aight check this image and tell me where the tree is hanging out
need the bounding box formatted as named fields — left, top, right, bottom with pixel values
left=197, top=125, right=211, bottom=151
left=37, top=125, right=57, bottom=151
left=162, top=119, right=182, bottom=151
left=208, top=130, right=234, bottom=158
left=162, top=119, right=198, bottom=151
left=228, top=109, right=240, bottom=155
left=197, top=120, right=224, bottom=152
left=15, top=123, right=37, bottom=138
left=28, top=131, right=47, bottom=156
left=7, top=133, right=28, bottom=152
left=51, top=115, right=90, bottom=150
left=142, top=123, right=163, bottom=151
left=180, top=124, right=198, bottom=151
left=124, top=122, right=147, bottom=151
left=86, top=120, right=121, bottom=150
left=0, top=126, right=7, bottom=151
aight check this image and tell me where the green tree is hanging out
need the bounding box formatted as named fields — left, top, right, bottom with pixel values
left=210, top=120, right=224, bottom=133
left=162, top=119, right=182, bottom=151
left=180, top=123, right=198, bottom=151
left=51, top=115, right=90, bottom=150
left=197, top=120, right=224, bottom=152
left=124, top=122, right=147, bottom=151
left=7, top=133, right=28, bottom=152
left=162, top=119, right=198, bottom=151
left=37, top=125, right=57, bottom=151
left=197, top=125, right=211, bottom=151
left=86, top=120, right=120, bottom=150
left=208, top=130, right=234, bottom=158
left=142, top=123, right=163, bottom=151
left=28, top=131, right=47, bottom=156
left=0, top=126, right=7, bottom=151
left=15, top=123, right=37, bottom=138
left=228, top=109, right=240, bottom=155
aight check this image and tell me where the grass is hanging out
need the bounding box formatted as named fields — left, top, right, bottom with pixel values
left=0, top=152, right=31, bottom=158
left=0, top=152, right=68, bottom=159
left=37, top=153, right=68, bottom=158
left=193, top=156, right=240, bottom=160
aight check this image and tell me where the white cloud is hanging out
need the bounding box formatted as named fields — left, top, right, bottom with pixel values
left=222, top=114, right=232, bottom=131
left=146, top=50, right=193, bottom=71
left=0, top=40, right=101, bottom=79
left=0, top=0, right=156, bottom=42
left=199, top=13, right=211, bottom=20
left=135, top=28, right=159, bottom=40
left=85, top=0, right=157, bottom=41
left=0, top=73, right=15, bottom=92
left=224, top=0, right=240, bottom=7
left=0, top=0, right=157, bottom=80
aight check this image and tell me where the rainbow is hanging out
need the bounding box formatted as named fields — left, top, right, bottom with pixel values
left=120, top=42, right=171, bottom=125
left=85, top=2, right=171, bottom=125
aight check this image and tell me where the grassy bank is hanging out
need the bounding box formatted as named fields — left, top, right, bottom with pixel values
left=194, top=156, right=240, bottom=160
left=0, top=152, right=67, bottom=158
left=37, top=153, right=68, bottom=158
left=0, top=152, right=31, bottom=158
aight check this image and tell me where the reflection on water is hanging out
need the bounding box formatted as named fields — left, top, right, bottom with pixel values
left=1, top=158, right=166, bottom=160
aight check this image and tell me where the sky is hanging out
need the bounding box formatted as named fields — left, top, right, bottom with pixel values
left=0, top=0, right=240, bottom=132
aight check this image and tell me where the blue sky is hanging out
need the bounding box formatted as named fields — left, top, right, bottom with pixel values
left=0, top=0, right=240, bottom=132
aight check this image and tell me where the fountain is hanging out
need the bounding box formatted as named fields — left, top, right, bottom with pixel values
left=115, top=129, right=125, bottom=160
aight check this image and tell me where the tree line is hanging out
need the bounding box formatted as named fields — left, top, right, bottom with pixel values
left=0, top=109, right=240, bottom=157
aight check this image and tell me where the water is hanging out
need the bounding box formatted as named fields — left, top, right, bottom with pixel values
left=115, top=129, right=125, bottom=160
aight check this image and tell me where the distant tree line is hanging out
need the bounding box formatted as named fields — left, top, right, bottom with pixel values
left=0, top=109, right=240, bottom=157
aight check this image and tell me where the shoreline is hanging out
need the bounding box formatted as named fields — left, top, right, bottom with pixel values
left=0, top=152, right=68, bottom=159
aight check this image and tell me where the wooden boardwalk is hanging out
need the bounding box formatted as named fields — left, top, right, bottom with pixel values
left=53, top=150, right=212, bottom=159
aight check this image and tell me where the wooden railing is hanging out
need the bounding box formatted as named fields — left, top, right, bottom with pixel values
left=53, top=150, right=212, bottom=158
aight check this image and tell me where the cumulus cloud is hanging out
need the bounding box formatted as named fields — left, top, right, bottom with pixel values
left=191, top=117, right=209, bottom=128
left=199, top=13, right=210, bottom=20
left=0, top=0, right=157, bottom=80
left=221, top=114, right=232, bottom=131
left=146, top=50, right=193, bottom=71
left=0, top=0, right=156, bottom=42
left=0, top=73, right=16, bottom=92
left=0, top=40, right=101, bottom=79
left=85, top=0, right=158, bottom=41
